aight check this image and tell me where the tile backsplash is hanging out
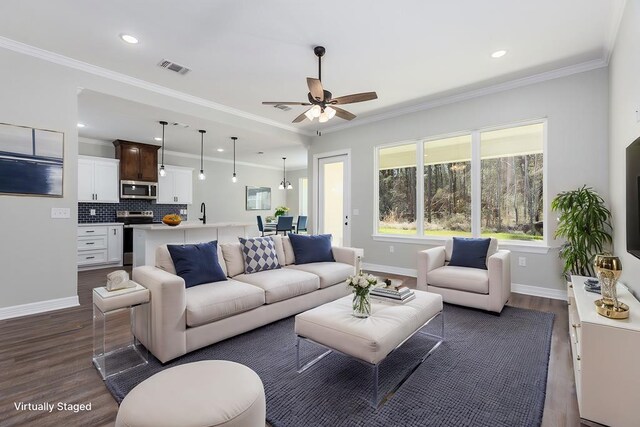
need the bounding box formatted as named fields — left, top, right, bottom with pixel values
left=78, top=199, right=187, bottom=223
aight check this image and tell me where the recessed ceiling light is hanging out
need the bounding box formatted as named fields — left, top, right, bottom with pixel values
left=77, top=123, right=86, bottom=128
left=217, top=148, right=224, bottom=152
left=154, top=137, right=162, bottom=141
left=120, top=34, right=139, bottom=44
left=491, top=50, right=507, bottom=58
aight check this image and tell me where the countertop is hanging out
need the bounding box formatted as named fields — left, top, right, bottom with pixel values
left=129, top=222, right=254, bottom=230
left=78, top=222, right=123, bottom=226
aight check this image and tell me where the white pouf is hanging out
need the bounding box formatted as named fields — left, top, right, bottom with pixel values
left=115, top=360, right=266, bottom=427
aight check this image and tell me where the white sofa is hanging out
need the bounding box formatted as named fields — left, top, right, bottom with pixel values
left=416, top=238, right=511, bottom=314
left=132, top=235, right=362, bottom=363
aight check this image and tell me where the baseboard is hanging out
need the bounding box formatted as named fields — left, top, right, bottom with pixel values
left=362, top=263, right=567, bottom=301
left=511, top=283, right=567, bottom=301
left=0, top=296, right=80, bottom=321
left=362, top=262, right=418, bottom=278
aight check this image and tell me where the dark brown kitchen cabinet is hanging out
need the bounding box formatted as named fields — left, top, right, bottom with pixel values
left=113, top=140, right=160, bottom=181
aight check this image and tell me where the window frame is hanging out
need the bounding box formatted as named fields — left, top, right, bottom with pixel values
left=373, top=119, right=548, bottom=251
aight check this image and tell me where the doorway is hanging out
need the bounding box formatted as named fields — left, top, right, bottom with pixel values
left=315, top=151, right=350, bottom=247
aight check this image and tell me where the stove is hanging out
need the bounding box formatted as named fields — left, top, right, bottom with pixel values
left=117, top=211, right=154, bottom=265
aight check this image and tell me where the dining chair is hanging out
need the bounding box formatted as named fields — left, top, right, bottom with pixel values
left=256, top=215, right=274, bottom=237
left=275, top=216, right=294, bottom=235
left=296, top=216, right=308, bottom=234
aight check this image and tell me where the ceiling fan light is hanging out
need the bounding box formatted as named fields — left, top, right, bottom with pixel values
left=325, top=106, right=336, bottom=119
left=318, top=111, right=329, bottom=123
left=311, top=105, right=322, bottom=118
left=304, top=109, right=316, bottom=121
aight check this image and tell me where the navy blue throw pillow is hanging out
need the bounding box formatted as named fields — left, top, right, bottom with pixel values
left=288, top=234, right=335, bottom=264
left=167, top=241, right=227, bottom=288
left=448, top=237, right=491, bottom=270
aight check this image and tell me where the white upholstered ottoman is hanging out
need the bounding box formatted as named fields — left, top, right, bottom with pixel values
left=115, top=360, right=266, bottom=427
left=294, top=289, right=444, bottom=406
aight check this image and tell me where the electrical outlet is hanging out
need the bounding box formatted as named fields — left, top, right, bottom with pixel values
left=389, top=245, right=395, bottom=253
left=51, top=207, right=70, bottom=219
left=518, top=256, right=527, bottom=267
left=90, top=209, right=96, bottom=216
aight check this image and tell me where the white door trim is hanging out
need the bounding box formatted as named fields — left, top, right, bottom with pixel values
left=312, top=149, right=351, bottom=245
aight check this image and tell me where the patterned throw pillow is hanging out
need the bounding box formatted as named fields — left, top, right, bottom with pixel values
left=239, top=237, right=281, bottom=274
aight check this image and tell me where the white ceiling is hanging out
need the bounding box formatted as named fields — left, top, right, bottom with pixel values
left=78, top=90, right=309, bottom=169
left=0, top=0, right=626, bottom=133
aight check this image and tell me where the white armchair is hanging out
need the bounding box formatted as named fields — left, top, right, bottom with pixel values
left=417, top=238, right=511, bottom=314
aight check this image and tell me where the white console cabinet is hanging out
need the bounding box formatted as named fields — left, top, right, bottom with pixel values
left=78, top=224, right=123, bottom=270
left=568, top=275, right=640, bottom=427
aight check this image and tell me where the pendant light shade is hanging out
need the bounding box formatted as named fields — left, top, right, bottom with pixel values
left=159, top=120, right=168, bottom=177
left=198, top=129, right=206, bottom=180
left=280, top=157, right=292, bottom=190
left=231, top=137, right=238, bottom=183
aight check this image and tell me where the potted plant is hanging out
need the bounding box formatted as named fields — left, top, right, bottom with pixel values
left=274, top=206, right=289, bottom=217
left=551, top=186, right=612, bottom=278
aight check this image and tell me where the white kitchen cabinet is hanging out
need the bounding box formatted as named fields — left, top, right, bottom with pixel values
left=157, top=165, right=193, bottom=204
left=78, top=156, right=120, bottom=203
left=78, top=223, right=123, bottom=270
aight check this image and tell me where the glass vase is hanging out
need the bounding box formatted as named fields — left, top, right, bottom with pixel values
left=352, top=290, right=371, bottom=318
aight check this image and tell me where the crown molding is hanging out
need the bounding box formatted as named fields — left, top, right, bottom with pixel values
left=320, top=58, right=609, bottom=135
left=78, top=137, right=289, bottom=170
left=603, top=0, right=627, bottom=64
left=0, top=36, right=314, bottom=137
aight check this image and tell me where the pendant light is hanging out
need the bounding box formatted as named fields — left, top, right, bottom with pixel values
left=231, top=137, right=238, bottom=183
left=198, top=129, right=206, bottom=180
left=279, top=157, right=292, bottom=190
left=159, top=120, right=168, bottom=177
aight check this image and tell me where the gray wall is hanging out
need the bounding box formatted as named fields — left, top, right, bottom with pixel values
left=308, top=68, right=610, bottom=291
left=284, top=169, right=308, bottom=219
left=609, top=0, right=640, bottom=295
left=0, top=47, right=309, bottom=311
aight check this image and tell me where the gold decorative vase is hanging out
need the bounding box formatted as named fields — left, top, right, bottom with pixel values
left=594, top=254, right=628, bottom=319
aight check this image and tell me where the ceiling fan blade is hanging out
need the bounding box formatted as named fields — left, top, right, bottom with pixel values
left=292, top=109, right=310, bottom=123
left=332, top=106, right=356, bottom=121
left=262, top=102, right=311, bottom=106
left=307, top=78, right=325, bottom=101
left=330, top=91, right=378, bottom=105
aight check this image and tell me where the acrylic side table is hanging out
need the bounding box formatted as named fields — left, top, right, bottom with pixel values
left=92, top=284, right=150, bottom=380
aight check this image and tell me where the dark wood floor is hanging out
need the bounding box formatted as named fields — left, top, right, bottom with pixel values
left=0, top=268, right=581, bottom=427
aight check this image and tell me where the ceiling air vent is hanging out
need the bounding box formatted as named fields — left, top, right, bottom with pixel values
left=274, top=104, right=292, bottom=111
left=157, top=59, right=191, bottom=75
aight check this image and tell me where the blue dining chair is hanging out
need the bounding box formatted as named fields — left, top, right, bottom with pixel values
left=257, top=216, right=274, bottom=237
left=275, top=216, right=294, bottom=235
left=296, top=216, right=308, bottom=234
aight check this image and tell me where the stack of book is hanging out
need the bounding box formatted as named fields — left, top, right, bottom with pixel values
left=370, top=285, right=415, bottom=304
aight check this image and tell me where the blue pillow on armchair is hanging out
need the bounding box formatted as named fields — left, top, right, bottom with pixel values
left=288, top=234, right=335, bottom=264
left=167, top=241, right=227, bottom=288
left=447, top=237, right=491, bottom=270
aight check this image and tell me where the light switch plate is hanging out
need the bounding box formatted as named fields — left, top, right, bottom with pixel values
left=51, top=207, right=71, bottom=219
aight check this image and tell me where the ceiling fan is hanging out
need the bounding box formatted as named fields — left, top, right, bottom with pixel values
left=262, top=46, right=378, bottom=123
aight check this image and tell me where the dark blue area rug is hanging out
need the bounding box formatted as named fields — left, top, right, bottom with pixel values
left=106, top=304, right=554, bottom=427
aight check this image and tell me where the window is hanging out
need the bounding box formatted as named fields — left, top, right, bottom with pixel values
left=375, top=121, right=545, bottom=243
left=424, top=135, right=472, bottom=237
left=480, top=124, right=544, bottom=241
left=378, top=143, right=417, bottom=234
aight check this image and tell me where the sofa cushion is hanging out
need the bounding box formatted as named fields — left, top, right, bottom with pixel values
left=427, top=266, right=489, bottom=294
left=220, top=242, right=245, bottom=277
left=234, top=268, right=319, bottom=304
left=286, top=262, right=353, bottom=289
left=270, top=235, right=286, bottom=266
left=448, top=237, right=491, bottom=270
left=156, top=243, right=227, bottom=277
left=185, top=279, right=265, bottom=327
left=239, top=237, right=281, bottom=274
left=288, top=234, right=335, bottom=264
left=282, top=236, right=295, bottom=265
left=167, top=242, right=227, bottom=288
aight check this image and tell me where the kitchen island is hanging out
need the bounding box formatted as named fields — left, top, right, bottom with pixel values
left=130, top=222, right=254, bottom=268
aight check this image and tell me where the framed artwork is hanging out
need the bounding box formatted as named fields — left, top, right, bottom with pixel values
left=246, top=186, right=271, bottom=210
left=0, top=122, right=64, bottom=197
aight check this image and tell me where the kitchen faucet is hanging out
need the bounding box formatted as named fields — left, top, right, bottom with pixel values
left=199, top=202, right=206, bottom=224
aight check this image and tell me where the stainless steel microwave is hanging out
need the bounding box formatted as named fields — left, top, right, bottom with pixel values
left=120, top=180, right=157, bottom=200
